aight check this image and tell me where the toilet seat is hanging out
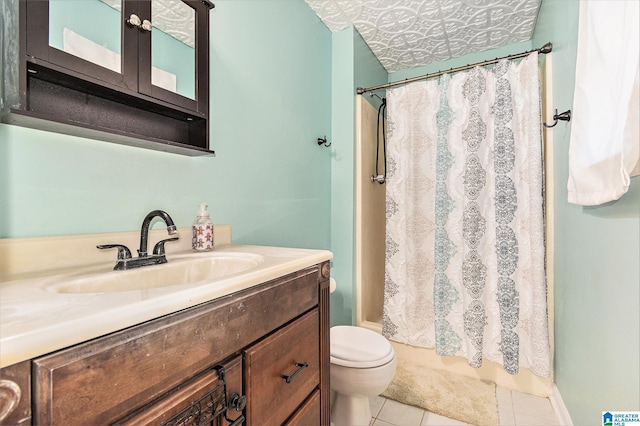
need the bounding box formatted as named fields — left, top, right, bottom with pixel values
left=330, top=326, right=395, bottom=368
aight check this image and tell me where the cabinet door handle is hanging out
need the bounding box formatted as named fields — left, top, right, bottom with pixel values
left=282, top=362, right=308, bottom=384
left=126, top=14, right=152, bottom=32
left=126, top=13, right=142, bottom=28
left=228, top=392, right=247, bottom=412
left=141, top=19, right=152, bottom=32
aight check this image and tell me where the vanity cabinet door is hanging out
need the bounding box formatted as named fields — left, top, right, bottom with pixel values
left=117, top=355, right=244, bottom=426
left=243, top=309, right=320, bottom=426
left=0, top=361, right=31, bottom=425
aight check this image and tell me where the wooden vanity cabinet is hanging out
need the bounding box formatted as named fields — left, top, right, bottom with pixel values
left=0, top=262, right=330, bottom=426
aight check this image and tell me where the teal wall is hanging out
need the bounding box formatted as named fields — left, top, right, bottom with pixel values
left=330, top=27, right=356, bottom=326
left=1, top=0, right=332, bottom=254
left=330, top=27, right=386, bottom=326
left=533, top=1, right=640, bottom=424
left=209, top=0, right=331, bottom=249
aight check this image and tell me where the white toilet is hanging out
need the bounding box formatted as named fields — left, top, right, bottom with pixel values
left=330, top=325, right=397, bottom=426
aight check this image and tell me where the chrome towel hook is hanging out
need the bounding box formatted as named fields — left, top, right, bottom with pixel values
left=544, top=109, right=571, bottom=128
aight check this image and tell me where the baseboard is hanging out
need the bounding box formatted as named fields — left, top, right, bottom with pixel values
left=549, top=385, right=573, bottom=425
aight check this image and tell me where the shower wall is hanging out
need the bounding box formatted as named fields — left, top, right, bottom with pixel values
left=355, top=96, right=386, bottom=327
left=355, top=88, right=555, bottom=396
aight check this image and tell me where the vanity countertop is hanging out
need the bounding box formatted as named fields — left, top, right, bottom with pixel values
left=0, top=244, right=332, bottom=368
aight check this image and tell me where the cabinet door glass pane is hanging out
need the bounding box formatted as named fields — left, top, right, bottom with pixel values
left=151, top=0, right=195, bottom=99
left=49, top=0, right=122, bottom=73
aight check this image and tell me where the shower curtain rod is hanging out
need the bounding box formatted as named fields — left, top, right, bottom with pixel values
left=356, top=42, right=552, bottom=95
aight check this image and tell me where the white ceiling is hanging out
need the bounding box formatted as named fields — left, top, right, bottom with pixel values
left=304, top=0, right=542, bottom=73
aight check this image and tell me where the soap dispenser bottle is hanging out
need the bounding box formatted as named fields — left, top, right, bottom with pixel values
left=192, top=203, right=214, bottom=251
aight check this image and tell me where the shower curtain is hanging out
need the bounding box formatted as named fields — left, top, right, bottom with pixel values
left=383, top=53, right=550, bottom=377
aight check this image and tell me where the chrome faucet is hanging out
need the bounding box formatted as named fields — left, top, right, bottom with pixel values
left=97, top=210, right=179, bottom=270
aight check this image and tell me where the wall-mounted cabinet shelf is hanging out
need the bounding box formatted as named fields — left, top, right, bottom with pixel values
left=1, top=0, right=214, bottom=156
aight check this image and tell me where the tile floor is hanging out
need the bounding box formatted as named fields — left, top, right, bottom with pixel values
left=369, top=386, right=561, bottom=426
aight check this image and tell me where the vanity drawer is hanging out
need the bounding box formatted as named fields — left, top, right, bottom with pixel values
left=284, top=390, right=320, bottom=426
left=244, top=309, right=319, bottom=426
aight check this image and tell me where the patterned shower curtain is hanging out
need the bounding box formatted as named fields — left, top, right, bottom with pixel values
left=383, top=53, right=550, bottom=377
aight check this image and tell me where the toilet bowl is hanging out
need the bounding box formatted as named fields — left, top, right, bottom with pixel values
left=330, top=325, right=396, bottom=426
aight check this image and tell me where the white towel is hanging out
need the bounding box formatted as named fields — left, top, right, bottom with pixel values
left=567, top=0, right=640, bottom=206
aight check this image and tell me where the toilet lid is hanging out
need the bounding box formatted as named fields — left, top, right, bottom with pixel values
left=330, top=326, right=395, bottom=368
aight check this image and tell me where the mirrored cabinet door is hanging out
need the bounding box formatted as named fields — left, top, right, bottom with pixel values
left=49, top=0, right=123, bottom=74
left=138, top=0, right=210, bottom=113
left=27, top=0, right=137, bottom=90
left=151, top=0, right=195, bottom=99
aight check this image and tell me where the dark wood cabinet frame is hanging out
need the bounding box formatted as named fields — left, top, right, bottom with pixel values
left=7, top=0, right=213, bottom=156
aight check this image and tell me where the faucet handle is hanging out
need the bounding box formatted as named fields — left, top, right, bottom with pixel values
left=97, top=244, right=132, bottom=260
left=152, top=237, right=179, bottom=256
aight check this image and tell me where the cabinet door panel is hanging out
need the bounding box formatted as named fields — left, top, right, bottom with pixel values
left=26, top=0, right=137, bottom=91
left=138, top=0, right=208, bottom=113
left=118, top=355, right=243, bottom=426
left=151, top=0, right=196, bottom=99
left=244, top=309, right=320, bottom=426
left=49, top=0, right=122, bottom=73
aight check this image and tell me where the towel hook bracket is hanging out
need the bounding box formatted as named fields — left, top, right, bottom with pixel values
left=317, top=136, right=331, bottom=147
left=544, top=109, right=571, bottom=128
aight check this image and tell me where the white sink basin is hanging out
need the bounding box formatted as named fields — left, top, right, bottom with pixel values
left=44, top=252, right=264, bottom=294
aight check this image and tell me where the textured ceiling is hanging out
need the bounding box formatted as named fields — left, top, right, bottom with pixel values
left=304, top=0, right=542, bottom=72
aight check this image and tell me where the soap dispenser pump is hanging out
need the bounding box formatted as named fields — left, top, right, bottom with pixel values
left=192, top=203, right=214, bottom=251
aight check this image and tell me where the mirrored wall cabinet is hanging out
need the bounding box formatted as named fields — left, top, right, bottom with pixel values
left=2, top=0, right=214, bottom=155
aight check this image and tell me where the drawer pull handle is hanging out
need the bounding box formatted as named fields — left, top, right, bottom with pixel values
left=282, top=362, right=309, bottom=384
left=228, top=392, right=247, bottom=411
